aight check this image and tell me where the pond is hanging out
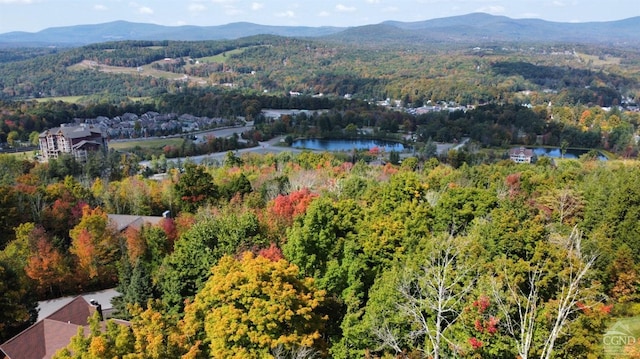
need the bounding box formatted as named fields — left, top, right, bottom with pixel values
left=532, top=147, right=607, bottom=160
left=291, top=138, right=407, bottom=152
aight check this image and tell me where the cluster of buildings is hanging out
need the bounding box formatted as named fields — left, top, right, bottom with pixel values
left=82, top=111, right=230, bottom=139
left=37, top=112, right=235, bottom=161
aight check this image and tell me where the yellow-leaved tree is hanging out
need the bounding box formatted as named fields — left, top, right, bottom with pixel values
left=180, top=252, right=327, bottom=358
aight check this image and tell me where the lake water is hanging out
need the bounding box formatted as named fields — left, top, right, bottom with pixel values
left=532, top=147, right=607, bottom=160
left=292, top=139, right=406, bottom=152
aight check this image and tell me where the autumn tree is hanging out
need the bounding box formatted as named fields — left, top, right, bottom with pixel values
left=180, top=252, right=327, bottom=358
left=0, top=260, right=37, bottom=343
left=157, top=211, right=263, bottom=312
left=69, top=206, right=120, bottom=285
left=25, top=235, right=71, bottom=297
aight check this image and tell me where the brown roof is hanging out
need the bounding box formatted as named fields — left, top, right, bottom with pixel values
left=46, top=297, right=95, bottom=326
left=0, top=297, right=99, bottom=359
left=509, top=147, right=534, bottom=157
left=108, top=214, right=164, bottom=232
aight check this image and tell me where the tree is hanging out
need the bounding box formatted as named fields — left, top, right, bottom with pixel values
left=157, top=212, right=263, bottom=312
left=25, top=235, right=71, bottom=297
left=393, top=236, right=478, bottom=359
left=490, top=227, right=599, bottom=359
left=174, top=163, right=217, bottom=212
left=180, top=252, right=327, bottom=358
left=0, top=260, right=37, bottom=343
left=69, top=206, right=119, bottom=285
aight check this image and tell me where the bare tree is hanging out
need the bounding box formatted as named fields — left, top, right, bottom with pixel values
left=395, top=236, right=477, bottom=359
left=271, top=344, right=320, bottom=359
left=491, top=261, right=542, bottom=359
left=540, top=227, right=597, bottom=359
left=491, top=226, right=598, bottom=359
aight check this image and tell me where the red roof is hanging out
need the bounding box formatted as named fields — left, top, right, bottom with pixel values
left=0, top=297, right=96, bottom=359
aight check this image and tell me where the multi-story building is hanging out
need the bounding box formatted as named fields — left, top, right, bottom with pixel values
left=38, top=124, right=108, bottom=161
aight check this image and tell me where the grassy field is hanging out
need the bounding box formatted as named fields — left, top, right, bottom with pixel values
left=108, top=137, right=184, bottom=151
left=34, top=96, right=85, bottom=103
left=576, top=52, right=621, bottom=66
left=68, top=60, right=208, bottom=82
left=1, top=150, right=37, bottom=159
left=197, top=45, right=267, bottom=64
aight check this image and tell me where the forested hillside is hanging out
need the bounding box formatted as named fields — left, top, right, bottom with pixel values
left=1, top=35, right=639, bottom=109
left=2, top=148, right=640, bottom=357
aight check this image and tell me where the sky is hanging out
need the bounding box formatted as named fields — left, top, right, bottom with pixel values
left=0, top=0, right=637, bottom=34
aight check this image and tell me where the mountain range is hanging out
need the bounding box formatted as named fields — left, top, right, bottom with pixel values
left=0, top=13, right=639, bottom=47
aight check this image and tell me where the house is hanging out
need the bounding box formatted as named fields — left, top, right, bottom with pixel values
left=107, top=214, right=167, bottom=232
left=0, top=294, right=128, bottom=359
left=509, top=147, right=535, bottom=164
left=38, top=124, right=107, bottom=161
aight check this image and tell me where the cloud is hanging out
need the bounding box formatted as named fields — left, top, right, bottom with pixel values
left=318, top=10, right=330, bottom=17
left=188, top=3, right=207, bottom=12
left=94, top=4, right=108, bottom=11
left=138, top=6, right=153, bottom=14
left=0, top=0, right=34, bottom=3
left=129, top=2, right=154, bottom=15
left=476, top=5, right=505, bottom=14
left=276, top=10, right=295, bottom=18
left=366, top=0, right=380, bottom=3
left=383, top=6, right=398, bottom=12
left=251, top=2, right=263, bottom=10
left=336, top=4, right=356, bottom=12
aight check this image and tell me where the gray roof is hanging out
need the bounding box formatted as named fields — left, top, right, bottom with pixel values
left=40, top=125, right=104, bottom=139
left=108, top=214, right=164, bottom=232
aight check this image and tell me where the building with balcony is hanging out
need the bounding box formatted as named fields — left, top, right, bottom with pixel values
left=38, top=124, right=107, bottom=161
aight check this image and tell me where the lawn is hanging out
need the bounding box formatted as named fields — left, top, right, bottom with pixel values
left=108, top=137, right=184, bottom=151
left=35, top=96, right=84, bottom=103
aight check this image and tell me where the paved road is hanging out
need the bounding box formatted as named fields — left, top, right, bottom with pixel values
left=139, top=135, right=303, bottom=167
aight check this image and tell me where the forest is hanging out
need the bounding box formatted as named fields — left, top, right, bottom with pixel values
left=2, top=29, right=640, bottom=359
left=2, top=146, right=640, bottom=358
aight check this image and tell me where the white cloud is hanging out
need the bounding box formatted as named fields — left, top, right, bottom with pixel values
left=336, top=4, right=356, bottom=12
left=366, top=0, right=380, bottom=3
left=211, top=0, right=236, bottom=3
left=476, top=5, right=505, bottom=14
left=251, top=2, right=263, bottom=10
left=94, top=4, right=108, bottom=11
left=0, top=0, right=34, bottom=3
left=138, top=6, right=153, bottom=14
left=276, top=10, right=295, bottom=18
left=318, top=10, right=330, bottom=17
left=383, top=6, right=398, bottom=12
left=188, top=3, right=207, bottom=12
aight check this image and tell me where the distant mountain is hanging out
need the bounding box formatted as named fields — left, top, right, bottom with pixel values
left=375, top=13, right=640, bottom=45
left=0, top=20, right=345, bottom=47
left=1, top=13, right=640, bottom=47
